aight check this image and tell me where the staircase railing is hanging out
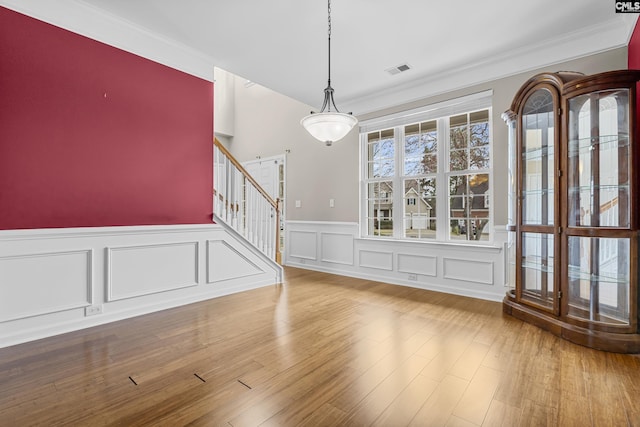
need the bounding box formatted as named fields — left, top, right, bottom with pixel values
left=213, top=138, right=281, bottom=263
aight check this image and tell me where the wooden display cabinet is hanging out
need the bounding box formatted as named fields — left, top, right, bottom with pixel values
left=502, top=70, right=640, bottom=353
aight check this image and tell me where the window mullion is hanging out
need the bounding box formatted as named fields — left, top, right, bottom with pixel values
left=393, top=126, right=404, bottom=238
left=360, top=133, right=367, bottom=237
left=436, top=117, right=448, bottom=241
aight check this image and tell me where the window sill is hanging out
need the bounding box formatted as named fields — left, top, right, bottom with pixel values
left=355, top=236, right=503, bottom=253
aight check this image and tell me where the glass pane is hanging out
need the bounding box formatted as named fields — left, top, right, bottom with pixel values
left=567, top=90, right=630, bottom=228
left=404, top=160, right=421, bottom=176
left=521, top=232, right=554, bottom=309
left=368, top=218, right=381, bottom=236
left=405, top=156, right=437, bottom=175
left=507, top=230, right=516, bottom=292
left=449, top=174, right=490, bottom=241
left=450, top=149, right=468, bottom=171
left=470, top=110, right=490, bottom=147
left=567, top=236, right=630, bottom=325
left=366, top=181, right=393, bottom=237
left=404, top=178, right=436, bottom=239
left=404, top=120, right=437, bottom=175
left=421, top=125, right=438, bottom=154
left=522, top=89, right=555, bottom=226
left=368, top=129, right=395, bottom=178
left=374, top=159, right=395, bottom=178
left=470, top=147, right=490, bottom=170
left=450, top=114, right=468, bottom=149
left=450, top=219, right=470, bottom=240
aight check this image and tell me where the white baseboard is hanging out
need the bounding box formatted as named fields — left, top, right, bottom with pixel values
left=0, top=224, right=280, bottom=348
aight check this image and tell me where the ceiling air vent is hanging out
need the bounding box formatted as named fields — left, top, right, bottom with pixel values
left=386, top=63, right=411, bottom=75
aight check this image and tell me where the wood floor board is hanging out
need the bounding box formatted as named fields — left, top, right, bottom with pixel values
left=408, top=374, right=470, bottom=426
left=257, top=361, right=357, bottom=426
left=452, top=365, right=501, bottom=425
left=342, top=354, right=432, bottom=426
left=481, top=399, right=522, bottom=426
left=519, top=399, right=559, bottom=427
left=418, top=335, right=473, bottom=382
left=372, top=372, right=439, bottom=427
left=1, top=266, right=640, bottom=426
left=449, top=341, right=491, bottom=381
left=296, top=402, right=348, bottom=427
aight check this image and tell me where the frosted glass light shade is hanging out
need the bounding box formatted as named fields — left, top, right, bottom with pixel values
left=301, top=112, right=358, bottom=146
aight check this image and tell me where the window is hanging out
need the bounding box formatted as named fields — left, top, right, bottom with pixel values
left=448, top=110, right=491, bottom=241
left=360, top=92, right=492, bottom=242
left=365, top=129, right=395, bottom=236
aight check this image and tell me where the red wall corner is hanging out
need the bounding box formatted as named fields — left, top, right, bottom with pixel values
left=629, top=18, right=640, bottom=69
left=0, top=6, right=214, bottom=229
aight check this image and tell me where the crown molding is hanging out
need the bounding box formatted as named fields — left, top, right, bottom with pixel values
left=0, top=0, right=215, bottom=82
left=344, top=16, right=635, bottom=116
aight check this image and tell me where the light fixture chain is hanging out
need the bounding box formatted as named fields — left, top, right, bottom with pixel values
left=328, top=0, right=331, bottom=38
left=327, top=0, right=331, bottom=95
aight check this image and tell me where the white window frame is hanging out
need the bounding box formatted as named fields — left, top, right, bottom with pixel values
left=359, top=90, right=493, bottom=244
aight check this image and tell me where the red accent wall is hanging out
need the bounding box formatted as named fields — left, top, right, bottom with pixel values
left=629, top=18, right=640, bottom=69
left=629, top=19, right=640, bottom=155
left=0, top=7, right=213, bottom=230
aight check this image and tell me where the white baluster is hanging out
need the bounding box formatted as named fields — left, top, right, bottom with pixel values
left=213, top=142, right=279, bottom=262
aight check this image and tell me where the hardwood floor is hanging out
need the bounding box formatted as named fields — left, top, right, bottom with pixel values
left=1, top=267, right=639, bottom=426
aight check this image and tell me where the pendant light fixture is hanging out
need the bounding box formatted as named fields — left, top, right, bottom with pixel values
left=301, top=0, right=357, bottom=146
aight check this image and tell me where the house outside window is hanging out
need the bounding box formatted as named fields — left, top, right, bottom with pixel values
left=360, top=91, right=492, bottom=243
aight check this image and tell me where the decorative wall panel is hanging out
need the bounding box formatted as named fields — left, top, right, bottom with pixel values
left=443, top=257, right=493, bottom=285
left=289, top=230, right=317, bottom=260
left=359, top=250, right=393, bottom=271
left=320, top=232, right=354, bottom=265
left=107, top=242, right=199, bottom=301
left=0, top=250, right=92, bottom=322
left=207, top=240, right=263, bottom=283
left=397, top=253, right=437, bottom=277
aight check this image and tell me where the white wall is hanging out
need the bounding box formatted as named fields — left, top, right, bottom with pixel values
left=226, top=77, right=359, bottom=223
left=0, top=225, right=281, bottom=348
left=214, top=67, right=236, bottom=137
left=225, top=48, right=627, bottom=302
left=228, top=48, right=626, bottom=227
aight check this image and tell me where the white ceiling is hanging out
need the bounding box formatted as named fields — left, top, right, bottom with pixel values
left=8, top=1, right=638, bottom=115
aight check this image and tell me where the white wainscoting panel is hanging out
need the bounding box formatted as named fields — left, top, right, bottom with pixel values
left=359, top=250, right=394, bottom=271
left=207, top=239, right=264, bottom=283
left=0, top=224, right=281, bottom=348
left=285, top=221, right=506, bottom=302
left=397, top=253, right=437, bottom=277
left=320, top=232, right=354, bottom=265
left=0, top=250, right=92, bottom=322
left=443, top=257, right=494, bottom=285
left=288, top=230, right=317, bottom=260
left=107, top=242, right=199, bottom=301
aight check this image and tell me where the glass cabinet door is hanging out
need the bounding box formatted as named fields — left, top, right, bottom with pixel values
left=502, top=112, right=517, bottom=294
left=566, top=89, right=632, bottom=326
left=522, top=89, right=555, bottom=227
left=518, top=88, right=558, bottom=312
left=504, top=70, right=640, bottom=352
left=567, top=236, right=630, bottom=325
